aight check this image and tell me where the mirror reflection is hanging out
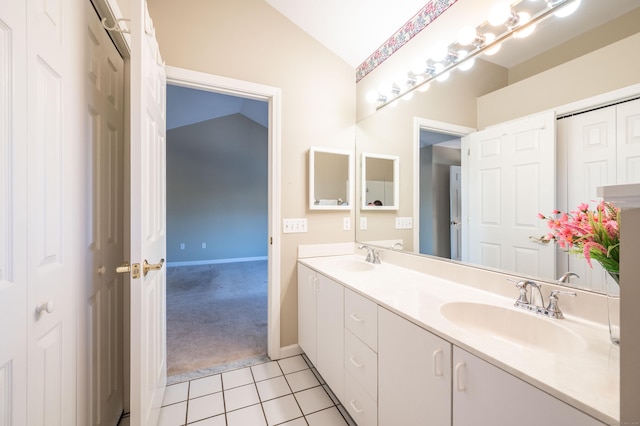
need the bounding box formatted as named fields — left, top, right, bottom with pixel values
left=362, top=153, right=399, bottom=210
left=309, top=147, right=353, bottom=210
left=355, top=0, right=640, bottom=293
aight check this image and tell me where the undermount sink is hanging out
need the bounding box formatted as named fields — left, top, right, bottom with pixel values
left=440, top=302, right=587, bottom=353
left=328, top=259, right=375, bottom=272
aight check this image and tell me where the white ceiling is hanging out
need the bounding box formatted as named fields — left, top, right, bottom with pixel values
left=266, top=0, right=640, bottom=70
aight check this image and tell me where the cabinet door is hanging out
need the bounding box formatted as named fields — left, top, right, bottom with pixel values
left=378, top=307, right=452, bottom=426
left=452, top=347, right=604, bottom=426
left=297, top=263, right=317, bottom=366
left=316, top=273, right=345, bottom=402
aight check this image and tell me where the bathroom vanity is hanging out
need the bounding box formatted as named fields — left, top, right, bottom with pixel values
left=297, top=248, right=618, bottom=425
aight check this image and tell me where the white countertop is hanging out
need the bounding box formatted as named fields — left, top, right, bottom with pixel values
left=299, top=254, right=619, bottom=424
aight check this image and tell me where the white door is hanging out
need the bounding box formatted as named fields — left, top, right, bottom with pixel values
left=126, top=2, right=167, bottom=424
left=0, top=0, right=28, bottom=423
left=616, top=98, right=640, bottom=185
left=26, top=0, right=83, bottom=423
left=466, top=111, right=556, bottom=280
left=85, top=4, right=126, bottom=425
left=449, top=165, right=462, bottom=261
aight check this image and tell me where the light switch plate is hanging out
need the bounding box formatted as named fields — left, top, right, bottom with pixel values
left=283, top=218, right=308, bottom=233
left=395, top=217, right=413, bottom=229
left=343, top=217, right=351, bottom=231
left=360, top=217, right=367, bottom=230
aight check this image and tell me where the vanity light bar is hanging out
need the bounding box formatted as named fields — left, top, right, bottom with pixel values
left=374, top=0, right=580, bottom=111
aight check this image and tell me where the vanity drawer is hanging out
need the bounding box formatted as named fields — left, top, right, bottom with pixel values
left=345, top=288, right=378, bottom=351
left=345, top=329, right=377, bottom=400
left=345, top=370, right=377, bottom=426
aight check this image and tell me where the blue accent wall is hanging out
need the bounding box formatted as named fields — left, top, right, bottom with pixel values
left=166, top=113, right=268, bottom=263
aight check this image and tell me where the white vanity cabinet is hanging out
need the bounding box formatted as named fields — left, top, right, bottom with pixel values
left=378, top=306, right=452, bottom=426
left=452, top=347, right=604, bottom=426
left=297, top=263, right=345, bottom=401
left=344, top=289, right=378, bottom=426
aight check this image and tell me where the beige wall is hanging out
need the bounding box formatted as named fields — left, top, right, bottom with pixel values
left=478, top=32, right=640, bottom=128
left=147, top=0, right=356, bottom=347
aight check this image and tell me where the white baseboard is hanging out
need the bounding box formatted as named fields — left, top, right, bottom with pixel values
left=166, top=256, right=267, bottom=267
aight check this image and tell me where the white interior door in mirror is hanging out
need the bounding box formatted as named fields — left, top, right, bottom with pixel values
left=465, top=111, right=556, bottom=280
left=309, top=147, right=353, bottom=210
left=362, top=153, right=399, bottom=210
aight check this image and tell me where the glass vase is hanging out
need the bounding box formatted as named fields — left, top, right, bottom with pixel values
left=605, top=271, right=620, bottom=345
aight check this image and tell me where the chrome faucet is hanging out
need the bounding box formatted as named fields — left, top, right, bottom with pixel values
left=511, top=278, right=577, bottom=319
left=544, top=290, right=577, bottom=319
left=390, top=242, right=404, bottom=250
left=512, top=280, right=543, bottom=313
left=358, top=245, right=381, bottom=264
left=557, top=272, right=580, bottom=283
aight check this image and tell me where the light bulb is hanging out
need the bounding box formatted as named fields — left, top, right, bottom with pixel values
left=430, top=43, right=449, bottom=62
left=514, top=13, right=536, bottom=38
left=411, top=59, right=427, bottom=75
left=457, top=25, right=477, bottom=46
left=554, top=0, right=581, bottom=17
left=418, top=83, right=431, bottom=93
left=457, top=50, right=475, bottom=71
left=483, top=32, right=501, bottom=56
left=459, top=58, right=475, bottom=71
left=366, top=90, right=380, bottom=103
left=488, top=2, right=511, bottom=26
left=436, top=71, right=451, bottom=82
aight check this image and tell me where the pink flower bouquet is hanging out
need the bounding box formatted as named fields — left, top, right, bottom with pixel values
left=538, top=201, right=620, bottom=281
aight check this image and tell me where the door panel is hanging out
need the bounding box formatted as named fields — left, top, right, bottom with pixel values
left=26, top=0, right=81, bottom=423
left=467, top=112, right=556, bottom=280
left=0, top=0, right=28, bottom=423
left=86, top=3, right=125, bottom=424
left=128, top=1, right=167, bottom=424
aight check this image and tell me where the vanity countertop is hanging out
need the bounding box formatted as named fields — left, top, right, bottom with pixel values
left=299, top=254, right=619, bottom=425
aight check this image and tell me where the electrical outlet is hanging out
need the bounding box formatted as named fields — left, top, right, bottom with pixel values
left=202, top=242, right=206, bottom=249
left=343, top=217, right=351, bottom=231
left=360, top=217, right=367, bottom=230
left=180, top=243, right=185, bottom=250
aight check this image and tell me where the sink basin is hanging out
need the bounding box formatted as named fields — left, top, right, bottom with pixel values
left=328, top=259, right=375, bottom=272
left=440, top=302, right=586, bottom=353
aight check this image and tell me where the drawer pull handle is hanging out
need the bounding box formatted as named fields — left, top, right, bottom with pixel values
left=349, top=313, right=364, bottom=322
left=454, top=361, right=467, bottom=392
left=349, top=399, right=364, bottom=414
left=432, top=349, right=443, bottom=376
left=349, top=356, right=363, bottom=368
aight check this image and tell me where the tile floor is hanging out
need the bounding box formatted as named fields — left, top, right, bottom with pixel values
left=118, top=355, right=356, bottom=426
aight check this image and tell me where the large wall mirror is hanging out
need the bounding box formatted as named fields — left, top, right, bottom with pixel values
left=361, top=153, right=399, bottom=210
left=355, top=0, right=640, bottom=293
left=309, top=147, right=353, bottom=210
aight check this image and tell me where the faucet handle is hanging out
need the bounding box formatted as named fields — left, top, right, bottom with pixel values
left=545, top=290, right=577, bottom=319
left=509, top=279, right=530, bottom=305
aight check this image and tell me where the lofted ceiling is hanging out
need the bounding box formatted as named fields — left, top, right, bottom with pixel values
left=265, top=0, right=640, bottom=72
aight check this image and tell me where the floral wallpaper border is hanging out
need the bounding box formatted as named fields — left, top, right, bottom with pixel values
left=355, top=0, right=458, bottom=82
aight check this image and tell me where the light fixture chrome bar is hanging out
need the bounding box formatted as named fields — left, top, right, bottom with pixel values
left=375, top=0, right=575, bottom=110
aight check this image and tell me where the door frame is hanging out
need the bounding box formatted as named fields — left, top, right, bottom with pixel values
left=165, top=66, right=282, bottom=360
left=412, top=117, right=475, bottom=254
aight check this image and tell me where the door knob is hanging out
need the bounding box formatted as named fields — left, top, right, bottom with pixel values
left=36, top=300, right=55, bottom=315
left=97, top=266, right=106, bottom=275
left=143, top=258, right=165, bottom=276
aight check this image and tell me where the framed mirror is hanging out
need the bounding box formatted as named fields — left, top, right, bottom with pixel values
left=309, top=147, right=353, bottom=210
left=361, top=153, right=399, bottom=210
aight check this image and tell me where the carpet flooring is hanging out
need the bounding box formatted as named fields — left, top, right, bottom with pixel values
left=166, top=261, right=268, bottom=380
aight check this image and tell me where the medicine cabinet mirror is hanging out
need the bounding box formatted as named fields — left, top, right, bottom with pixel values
left=361, top=153, right=399, bottom=210
left=309, top=147, right=353, bottom=210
